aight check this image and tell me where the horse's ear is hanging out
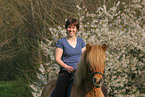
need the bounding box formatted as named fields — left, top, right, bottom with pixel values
left=102, top=43, right=107, bottom=51
left=86, top=44, right=92, bottom=52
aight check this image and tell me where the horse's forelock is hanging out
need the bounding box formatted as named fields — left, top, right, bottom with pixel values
left=87, top=45, right=106, bottom=72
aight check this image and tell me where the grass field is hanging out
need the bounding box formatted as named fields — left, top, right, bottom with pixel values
left=0, top=81, right=33, bottom=97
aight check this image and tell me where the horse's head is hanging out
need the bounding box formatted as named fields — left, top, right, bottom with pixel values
left=86, top=43, right=107, bottom=88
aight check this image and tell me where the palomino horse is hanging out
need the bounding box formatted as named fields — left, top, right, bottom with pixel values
left=41, top=43, right=107, bottom=97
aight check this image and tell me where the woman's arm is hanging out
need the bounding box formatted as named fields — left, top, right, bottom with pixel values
left=55, top=47, right=74, bottom=73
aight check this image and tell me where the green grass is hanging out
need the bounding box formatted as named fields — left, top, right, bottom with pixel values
left=0, top=81, right=33, bottom=97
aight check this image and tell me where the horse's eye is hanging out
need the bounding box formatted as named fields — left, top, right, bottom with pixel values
left=93, top=78, right=97, bottom=83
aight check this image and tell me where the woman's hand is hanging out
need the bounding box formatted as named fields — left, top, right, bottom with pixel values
left=65, top=65, right=75, bottom=73
left=55, top=47, right=75, bottom=73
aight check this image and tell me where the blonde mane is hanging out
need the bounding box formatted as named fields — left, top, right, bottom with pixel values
left=74, top=44, right=106, bottom=89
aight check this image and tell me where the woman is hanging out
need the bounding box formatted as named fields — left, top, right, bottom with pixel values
left=54, top=18, right=86, bottom=97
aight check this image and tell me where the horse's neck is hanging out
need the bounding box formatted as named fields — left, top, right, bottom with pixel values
left=81, top=81, right=104, bottom=97
left=72, top=78, right=104, bottom=97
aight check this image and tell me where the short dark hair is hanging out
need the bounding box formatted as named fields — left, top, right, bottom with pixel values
left=65, top=18, right=79, bottom=30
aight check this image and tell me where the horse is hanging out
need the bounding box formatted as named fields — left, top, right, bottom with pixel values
left=41, top=43, right=107, bottom=97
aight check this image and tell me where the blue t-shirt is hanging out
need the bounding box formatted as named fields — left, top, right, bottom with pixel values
left=56, top=37, right=86, bottom=70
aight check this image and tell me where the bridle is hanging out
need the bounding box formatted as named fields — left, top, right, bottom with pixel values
left=88, top=64, right=104, bottom=88
left=91, top=71, right=103, bottom=78
left=84, top=52, right=104, bottom=88
left=88, top=65, right=103, bottom=79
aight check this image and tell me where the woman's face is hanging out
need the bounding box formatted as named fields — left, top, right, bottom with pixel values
left=67, top=25, right=77, bottom=37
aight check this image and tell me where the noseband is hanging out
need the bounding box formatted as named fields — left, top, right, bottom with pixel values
left=91, top=72, right=103, bottom=78
left=88, top=67, right=103, bottom=79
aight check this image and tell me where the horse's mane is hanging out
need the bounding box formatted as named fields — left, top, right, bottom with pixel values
left=74, top=44, right=106, bottom=89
